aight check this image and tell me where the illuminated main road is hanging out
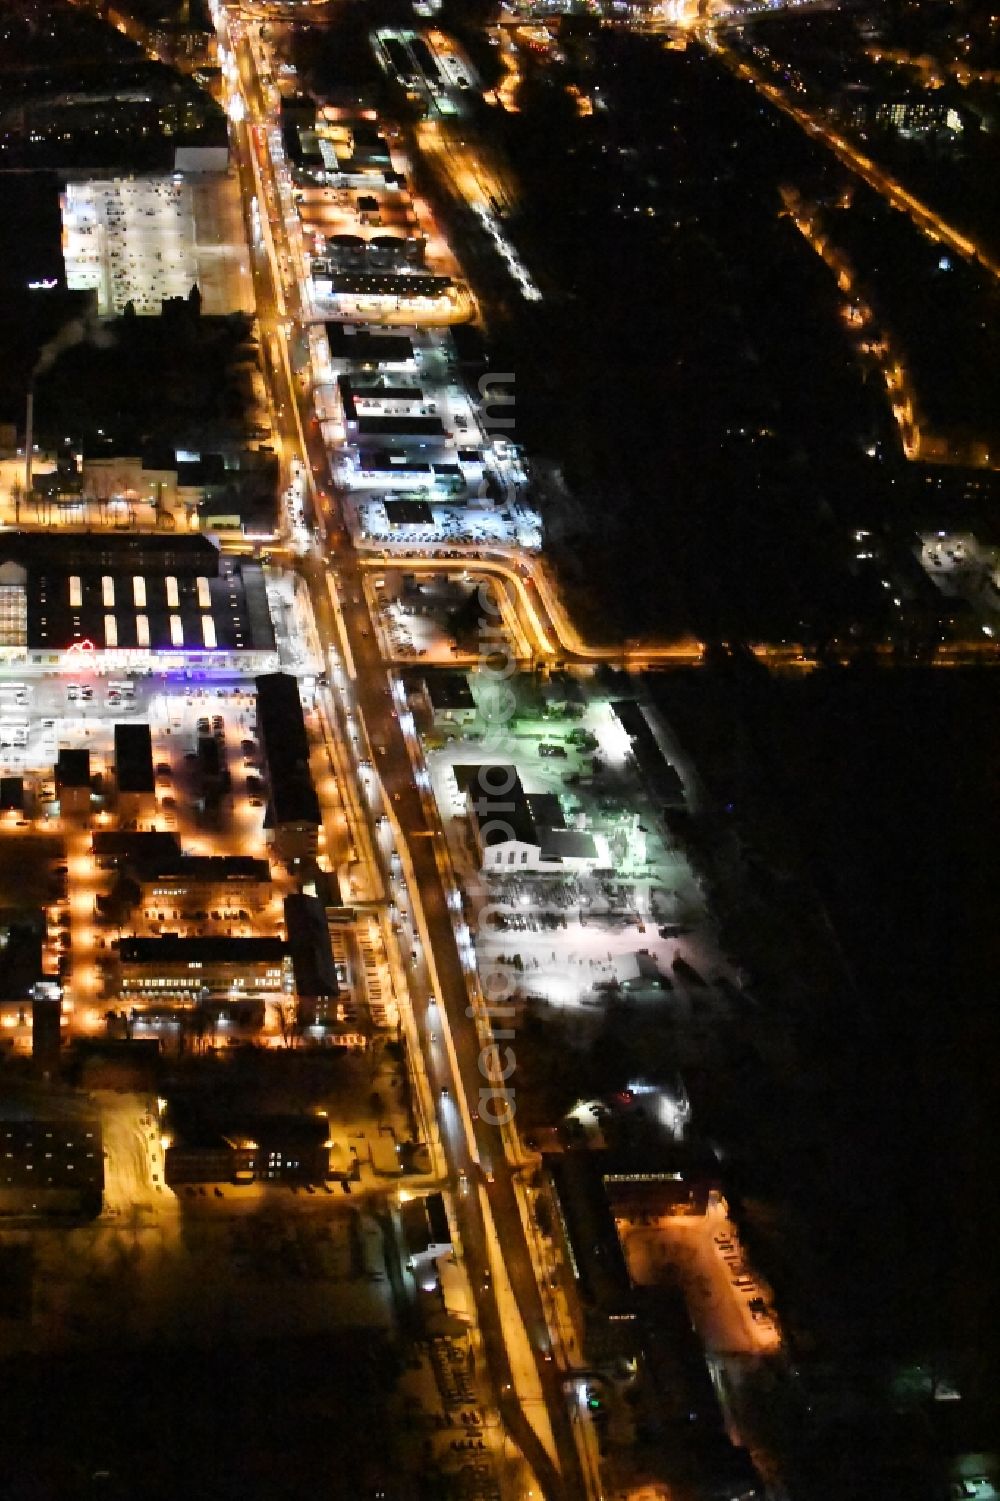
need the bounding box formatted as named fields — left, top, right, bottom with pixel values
left=217, top=8, right=588, bottom=1496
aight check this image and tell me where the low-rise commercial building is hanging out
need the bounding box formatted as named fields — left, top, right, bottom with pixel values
left=401, top=1190, right=452, bottom=1262
left=420, top=672, right=477, bottom=728
left=325, top=324, right=418, bottom=373
left=164, top=1114, right=330, bottom=1185
left=118, top=935, right=292, bottom=1002
left=132, top=855, right=273, bottom=917
left=383, top=498, right=435, bottom=528
left=456, top=764, right=602, bottom=873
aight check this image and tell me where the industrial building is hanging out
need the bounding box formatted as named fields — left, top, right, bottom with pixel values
left=325, top=233, right=426, bottom=274
left=545, top=1145, right=719, bottom=1364
left=0, top=532, right=278, bottom=673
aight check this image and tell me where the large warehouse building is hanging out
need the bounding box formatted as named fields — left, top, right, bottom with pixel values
left=0, top=532, right=278, bottom=674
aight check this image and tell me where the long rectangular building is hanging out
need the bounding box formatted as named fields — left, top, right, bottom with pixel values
left=130, top=855, right=273, bottom=913
left=0, top=532, right=278, bottom=673
left=255, top=674, right=321, bottom=860
left=119, top=936, right=291, bottom=999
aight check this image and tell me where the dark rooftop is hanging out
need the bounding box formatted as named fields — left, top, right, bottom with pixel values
left=422, top=672, right=475, bottom=712
left=283, top=893, right=339, bottom=1000
left=255, top=674, right=321, bottom=829
left=0, top=777, right=24, bottom=812
left=93, top=831, right=182, bottom=864
left=355, top=415, right=445, bottom=439
left=454, top=764, right=537, bottom=848
left=325, top=325, right=415, bottom=366
left=384, top=499, right=434, bottom=526
left=56, top=748, right=90, bottom=789
left=119, top=936, right=289, bottom=965
left=129, top=855, right=271, bottom=885
left=114, top=723, right=154, bottom=795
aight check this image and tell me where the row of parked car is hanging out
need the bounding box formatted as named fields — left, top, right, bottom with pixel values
left=713, top=1230, right=777, bottom=1334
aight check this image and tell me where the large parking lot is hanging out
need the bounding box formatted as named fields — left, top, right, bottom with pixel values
left=620, top=1205, right=781, bottom=1357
